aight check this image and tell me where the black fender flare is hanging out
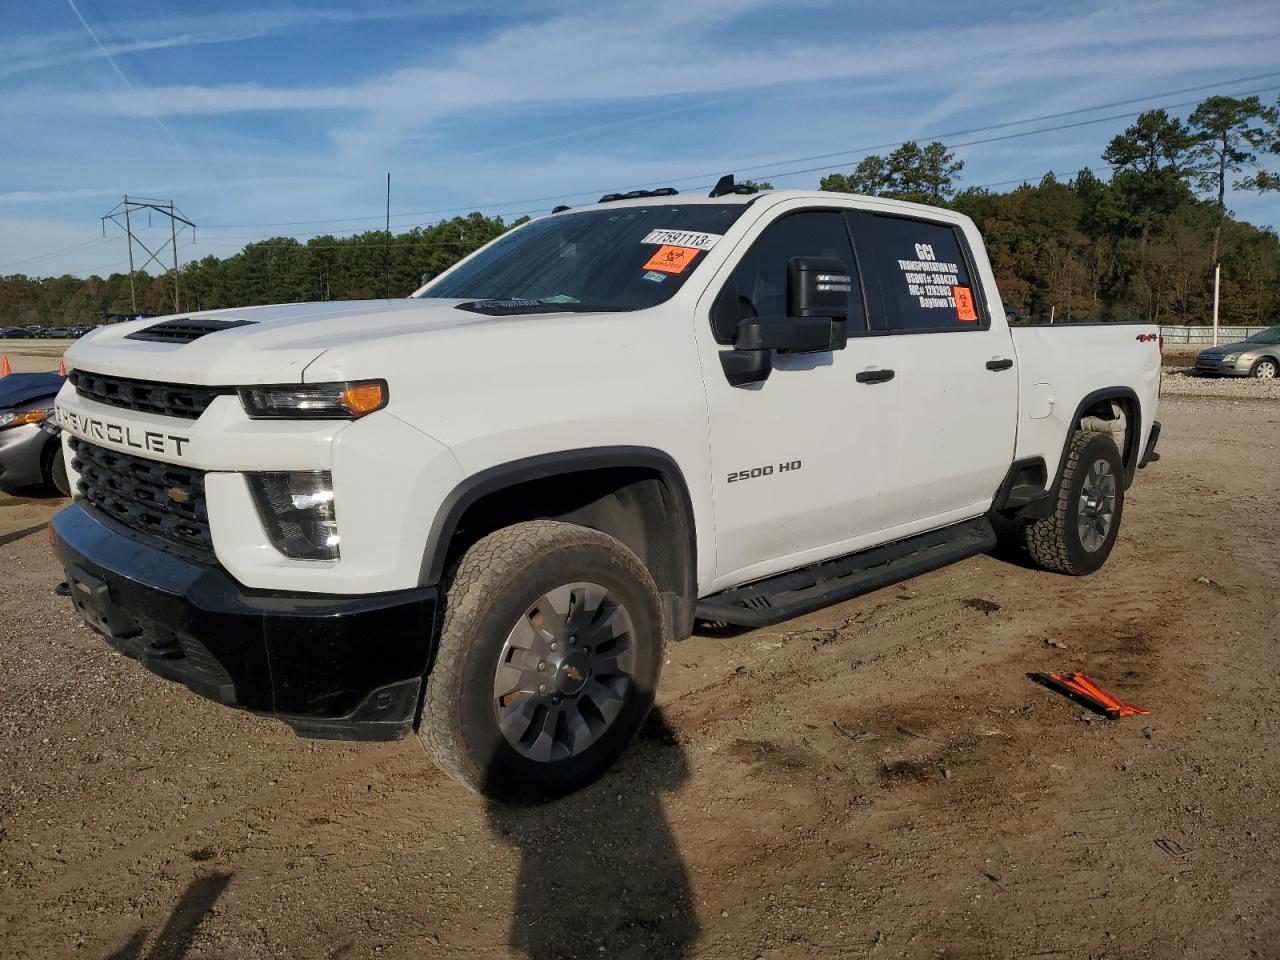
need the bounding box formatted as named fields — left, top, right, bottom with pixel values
left=1056, top=387, right=1142, bottom=490
left=418, top=445, right=697, bottom=596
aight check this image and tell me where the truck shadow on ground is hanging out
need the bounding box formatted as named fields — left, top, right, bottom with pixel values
left=486, top=708, right=697, bottom=960
left=0, top=522, right=47, bottom=549
left=105, top=872, right=231, bottom=960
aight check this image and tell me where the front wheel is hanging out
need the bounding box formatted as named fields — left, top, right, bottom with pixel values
left=1024, top=430, right=1125, bottom=575
left=42, top=438, right=70, bottom=496
left=419, top=520, right=666, bottom=801
left=1250, top=358, right=1278, bottom=379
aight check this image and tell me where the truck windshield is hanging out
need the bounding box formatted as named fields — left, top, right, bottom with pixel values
left=415, top=204, right=749, bottom=312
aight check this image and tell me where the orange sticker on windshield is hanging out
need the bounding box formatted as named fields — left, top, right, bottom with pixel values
left=953, top=286, right=978, bottom=322
left=643, top=244, right=700, bottom=274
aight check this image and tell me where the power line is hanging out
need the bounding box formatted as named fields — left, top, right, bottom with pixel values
left=0, top=236, right=113, bottom=270
left=197, top=71, right=1280, bottom=232
left=752, top=86, right=1280, bottom=186
left=194, top=81, right=1280, bottom=249
left=11, top=73, right=1279, bottom=271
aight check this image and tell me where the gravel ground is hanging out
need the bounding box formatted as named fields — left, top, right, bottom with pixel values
left=1161, top=368, right=1280, bottom=400
left=0, top=397, right=1277, bottom=960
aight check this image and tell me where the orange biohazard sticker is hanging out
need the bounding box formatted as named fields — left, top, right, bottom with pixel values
left=643, top=244, right=701, bottom=274
left=953, top=285, right=978, bottom=322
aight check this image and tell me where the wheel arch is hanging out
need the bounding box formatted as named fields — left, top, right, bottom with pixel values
left=1058, top=387, right=1142, bottom=490
left=419, top=447, right=698, bottom=641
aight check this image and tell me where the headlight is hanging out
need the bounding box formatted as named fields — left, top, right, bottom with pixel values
left=247, top=471, right=340, bottom=560
left=0, top=408, right=51, bottom=431
left=238, top=381, right=388, bottom=420
left=1222, top=353, right=1241, bottom=362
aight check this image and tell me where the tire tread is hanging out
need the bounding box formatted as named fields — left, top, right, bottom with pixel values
left=418, top=520, right=660, bottom=796
left=1024, top=429, right=1105, bottom=575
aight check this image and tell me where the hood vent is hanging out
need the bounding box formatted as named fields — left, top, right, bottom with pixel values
left=126, top=317, right=255, bottom=344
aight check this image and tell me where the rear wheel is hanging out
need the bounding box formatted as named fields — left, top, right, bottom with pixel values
left=1024, top=430, right=1124, bottom=575
left=419, top=520, right=665, bottom=801
left=1250, top=358, right=1277, bottom=379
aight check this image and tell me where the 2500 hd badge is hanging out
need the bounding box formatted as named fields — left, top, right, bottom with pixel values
left=58, top=408, right=191, bottom=456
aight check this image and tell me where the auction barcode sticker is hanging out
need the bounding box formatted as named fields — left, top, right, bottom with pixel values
left=641, top=229, right=722, bottom=250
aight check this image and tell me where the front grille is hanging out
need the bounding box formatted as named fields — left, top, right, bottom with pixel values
left=126, top=317, right=254, bottom=343
left=69, top=437, right=212, bottom=553
left=70, top=369, right=233, bottom=419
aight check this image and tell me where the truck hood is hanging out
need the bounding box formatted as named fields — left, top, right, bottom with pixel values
left=62, top=299, right=547, bottom=385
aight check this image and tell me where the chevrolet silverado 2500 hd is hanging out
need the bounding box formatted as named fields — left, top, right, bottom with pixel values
left=50, top=185, right=1162, bottom=800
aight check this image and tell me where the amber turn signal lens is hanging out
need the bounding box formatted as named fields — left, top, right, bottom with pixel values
left=340, top=382, right=388, bottom=417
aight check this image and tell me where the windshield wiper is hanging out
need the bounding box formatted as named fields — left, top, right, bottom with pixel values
left=455, top=298, right=613, bottom=316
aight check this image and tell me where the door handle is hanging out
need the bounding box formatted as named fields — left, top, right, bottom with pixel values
left=986, top=358, right=1014, bottom=371
left=855, top=368, right=895, bottom=384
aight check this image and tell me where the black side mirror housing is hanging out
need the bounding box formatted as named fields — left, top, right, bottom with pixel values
left=787, top=256, right=851, bottom=320
left=718, top=256, right=852, bottom=386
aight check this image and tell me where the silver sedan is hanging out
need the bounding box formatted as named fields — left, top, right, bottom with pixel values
left=0, top=372, right=67, bottom=493
left=1194, top=326, right=1280, bottom=378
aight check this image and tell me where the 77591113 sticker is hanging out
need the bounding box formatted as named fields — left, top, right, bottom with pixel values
left=643, top=245, right=701, bottom=274
left=641, top=229, right=722, bottom=250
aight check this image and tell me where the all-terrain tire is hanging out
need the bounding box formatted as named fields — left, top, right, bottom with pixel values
left=1024, top=430, right=1124, bottom=575
left=418, top=520, right=666, bottom=802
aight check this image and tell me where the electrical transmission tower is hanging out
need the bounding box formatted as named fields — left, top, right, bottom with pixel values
left=101, top=196, right=196, bottom=315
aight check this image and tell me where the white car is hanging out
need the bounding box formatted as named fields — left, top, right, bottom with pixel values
left=50, top=183, right=1162, bottom=800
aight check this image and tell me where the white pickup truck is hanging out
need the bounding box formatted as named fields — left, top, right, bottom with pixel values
left=51, top=183, right=1162, bottom=800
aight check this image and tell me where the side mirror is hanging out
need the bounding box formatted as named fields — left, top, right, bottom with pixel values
left=718, top=256, right=851, bottom=387
left=787, top=256, right=851, bottom=322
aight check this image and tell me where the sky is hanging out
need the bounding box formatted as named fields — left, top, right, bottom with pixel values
left=2, top=0, right=1279, bottom=279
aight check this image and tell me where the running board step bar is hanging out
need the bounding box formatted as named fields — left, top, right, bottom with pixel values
left=695, top=517, right=997, bottom=627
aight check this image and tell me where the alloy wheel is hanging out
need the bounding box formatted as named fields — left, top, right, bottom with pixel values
left=1077, top=458, right=1116, bottom=552
left=493, top=582, right=635, bottom=763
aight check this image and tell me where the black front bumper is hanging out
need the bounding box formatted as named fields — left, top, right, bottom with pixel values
left=50, top=503, right=438, bottom=741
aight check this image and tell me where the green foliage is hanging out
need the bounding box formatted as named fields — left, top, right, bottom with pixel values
left=0, top=213, right=514, bottom=326
left=821, top=141, right=963, bottom=203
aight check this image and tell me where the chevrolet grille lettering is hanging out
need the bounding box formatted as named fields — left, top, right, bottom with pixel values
left=58, top=408, right=191, bottom=457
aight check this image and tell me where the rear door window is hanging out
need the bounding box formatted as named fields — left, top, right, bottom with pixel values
left=859, top=215, right=985, bottom=332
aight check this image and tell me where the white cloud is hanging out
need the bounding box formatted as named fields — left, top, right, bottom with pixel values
left=3, top=0, right=1279, bottom=276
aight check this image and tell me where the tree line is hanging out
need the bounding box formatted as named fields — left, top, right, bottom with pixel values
left=2, top=94, right=1277, bottom=328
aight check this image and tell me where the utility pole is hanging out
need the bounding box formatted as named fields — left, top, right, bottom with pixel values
left=384, top=172, right=391, bottom=299
left=170, top=200, right=180, bottom=313
left=122, top=201, right=137, bottom=314
left=1212, top=262, right=1221, bottom=346
left=102, top=196, right=196, bottom=315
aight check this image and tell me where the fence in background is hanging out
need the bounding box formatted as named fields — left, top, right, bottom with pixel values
left=1159, top=324, right=1268, bottom=344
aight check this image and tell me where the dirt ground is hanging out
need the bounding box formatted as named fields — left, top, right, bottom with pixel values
left=0, top=340, right=71, bottom=374
left=1, top=393, right=1277, bottom=960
